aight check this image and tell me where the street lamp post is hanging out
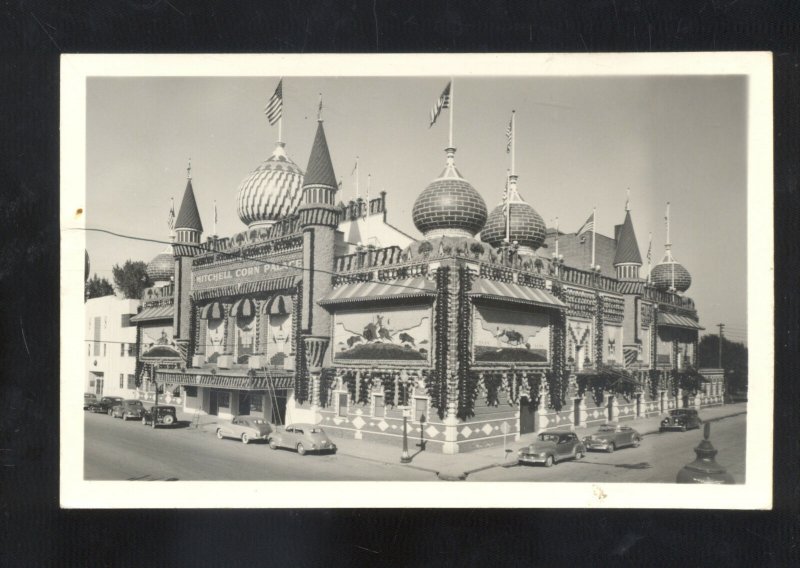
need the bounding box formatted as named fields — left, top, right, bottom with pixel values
left=400, top=406, right=412, bottom=464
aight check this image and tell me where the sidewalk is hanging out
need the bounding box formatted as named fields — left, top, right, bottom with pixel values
left=142, top=401, right=746, bottom=480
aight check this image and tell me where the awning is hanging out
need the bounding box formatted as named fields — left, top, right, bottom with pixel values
left=468, top=280, right=566, bottom=310
left=319, top=277, right=437, bottom=306
left=657, top=312, right=704, bottom=330
left=265, top=294, right=292, bottom=315
left=130, top=305, right=174, bottom=323
left=230, top=297, right=256, bottom=318
left=200, top=301, right=225, bottom=320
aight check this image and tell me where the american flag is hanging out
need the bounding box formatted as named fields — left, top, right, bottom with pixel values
left=646, top=233, right=652, bottom=263
left=264, top=80, right=283, bottom=125
left=506, top=112, right=514, bottom=153
left=576, top=211, right=594, bottom=237
left=429, top=82, right=451, bottom=128
left=167, top=197, right=175, bottom=231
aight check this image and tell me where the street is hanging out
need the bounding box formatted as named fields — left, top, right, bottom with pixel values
left=83, top=411, right=433, bottom=481
left=84, top=411, right=746, bottom=483
left=468, top=414, right=746, bottom=483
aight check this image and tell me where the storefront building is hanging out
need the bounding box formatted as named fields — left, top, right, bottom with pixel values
left=85, top=295, right=139, bottom=399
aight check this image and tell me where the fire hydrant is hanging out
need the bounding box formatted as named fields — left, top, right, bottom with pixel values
left=676, top=422, right=735, bottom=484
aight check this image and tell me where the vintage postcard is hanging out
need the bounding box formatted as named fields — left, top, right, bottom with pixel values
left=60, top=53, right=772, bottom=508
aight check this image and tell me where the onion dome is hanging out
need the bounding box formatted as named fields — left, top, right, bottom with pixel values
left=412, top=147, right=487, bottom=238
left=236, top=142, right=305, bottom=228
left=651, top=252, right=692, bottom=293
left=481, top=175, right=546, bottom=255
left=146, top=247, right=174, bottom=284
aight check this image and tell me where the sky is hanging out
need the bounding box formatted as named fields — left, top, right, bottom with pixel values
left=85, top=75, right=748, bottom=343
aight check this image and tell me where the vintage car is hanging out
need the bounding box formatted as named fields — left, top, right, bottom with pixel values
left=87, top=396, right=124, bottom=414
left=582, top=422, right=642, bottom=452
left=518, top=431, right=585, bottom=467
left=141, top=405, right=178, bottom=427
left=84, top=393, right=98, bottom=410
left=660, top=408, right=703, bottom=432
left=111, top=399, right=146, bottom=420
left=268, top=423, right=337, bottom=455
left=216, top=416, right=272, bottom=444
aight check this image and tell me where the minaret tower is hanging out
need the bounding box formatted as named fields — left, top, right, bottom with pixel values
left=298, top=111, right=339, bottom=355
left=613, top=195, right=643, bottom=281
left=172, top=160, right=204, bottom=360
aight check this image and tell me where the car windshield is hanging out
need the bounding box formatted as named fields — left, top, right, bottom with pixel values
left=249, top=419, right=267, bottom=425
left=309, top=428, right=322, bottom=434
left=538, top=434, right=558, bottom=443
left=598, top=425, right=617, bottom=432
left=127, top=401, right=143, bottom=406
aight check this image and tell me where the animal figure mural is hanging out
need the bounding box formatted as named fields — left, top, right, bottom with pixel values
left=333, top=306, right=431, bottom=363
left=473, top=305, right=550, bottom=363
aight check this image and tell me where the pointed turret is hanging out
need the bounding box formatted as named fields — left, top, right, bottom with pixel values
left=613, top=208, right=643, bottom=281
left=175, top=164, right=203, bottom=244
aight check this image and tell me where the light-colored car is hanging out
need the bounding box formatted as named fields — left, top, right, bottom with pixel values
left=111, top=400, right=145, bottom=420
left=216, top=416, right=272, bottom=444
left=518, top=431, right=585, bottom=467
left=268, top=423, right=337, bottom=455
left=582, top=422, right=642, bottom=452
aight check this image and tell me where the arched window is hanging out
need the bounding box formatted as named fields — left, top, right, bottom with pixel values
left=231, top=298, right=256, bottom=362
left=265, top=295, right=293, bottom=367
left=200, top=302, right=226, bottom=359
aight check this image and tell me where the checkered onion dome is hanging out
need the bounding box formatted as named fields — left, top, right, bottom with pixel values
left=146, top=248, right=174, bottom=283
left=651, top=259, right=692, bottom=292
left=481, top=191, right=546, bottom=252
left=412, top=149, right=487, bottom=237
left=236, top=142, right=305, bottom=227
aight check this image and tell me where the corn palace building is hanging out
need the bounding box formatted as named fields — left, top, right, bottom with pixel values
left=133, top=113, right=724, bottom=454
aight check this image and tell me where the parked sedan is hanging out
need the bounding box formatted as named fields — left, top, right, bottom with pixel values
left=84, top=393, right=98, bottom=410
left=518, top=431, right=585, bottom=467
left=141, top=405, right=177, bottom=427
left=87, top=396, right=124, bottom=414
left=660, top=408, right=703, bottom=432
left=583, top=422, right=642, bottom=452
left=111, top=399, right=145, bottom=420
left=268, top=423, right=337, bottom=455
left=216, top=416, right=272, bottom=444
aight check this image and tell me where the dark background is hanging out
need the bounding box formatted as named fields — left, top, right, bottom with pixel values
left=1, top=1, right=798, bottom=565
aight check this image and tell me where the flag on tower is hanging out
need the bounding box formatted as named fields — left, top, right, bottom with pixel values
left=264, top=80, right=283, bottom=125
left=576, top=211, right=595, bottom=238
left=429, top=82, right=451, bottom=128
left=646, top=233, right=652, bottom=264
left=168, top=198, right=175, bottom=231
left=506, top=113, right=514, bottom=153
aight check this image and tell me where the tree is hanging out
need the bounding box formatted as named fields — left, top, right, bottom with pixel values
left=698, top=334, right=748, bottom=394
left=85, top=250, right=90, bottom=282
left=112, top=260, right=152, bottom=300
left=85, top=274, right=114, bottom=300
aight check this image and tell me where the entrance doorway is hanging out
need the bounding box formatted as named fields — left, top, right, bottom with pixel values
left=209, top=390, right=219, bottom=416
left=573, top=399, right=582, bottom=427
left=682, top=393, right=691, bottom=409
left=95, top=376, right=104, bottom=397
left=238, top=393, right=251, bottom=415
left=519, top=396, right=537, bottom=434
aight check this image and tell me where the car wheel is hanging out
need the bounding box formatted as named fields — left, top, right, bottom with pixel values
left=122, top=412, right=127, bottom=420
left=142, top=417, right=147, bottom=425
left=544, top=455, right=554, bottom=467
left=297, top=443, right=306, bottom=456
left=632, top=437, right=641, bottom=448
left=107, top=408, right=113, bottom=416
left=680, top=425, right=687, bottom=432
left=162, top=415, right=174, bottom=426
left=241, top=434, right=250, bottom=445
left=575, top=450, right=584, bottom=460
left=268, top=439, right=277, bottom=450
left=216, top=429, right=224, bottom=440
left=607, top=443, right=615, bottom=453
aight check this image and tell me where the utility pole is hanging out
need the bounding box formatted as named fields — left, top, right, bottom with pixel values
left=716, top=323, right=725, bottom=369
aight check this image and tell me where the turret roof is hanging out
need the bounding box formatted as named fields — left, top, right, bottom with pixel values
left=303, top=121, right=337, bottom=189
left=613, top=210, right=642, bottom=265
left=175, top=179, right=203, bottom=232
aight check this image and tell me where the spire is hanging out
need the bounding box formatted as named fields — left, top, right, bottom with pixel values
left=613, top=209, right=643, bottom=265
left=303, top=120, right=337, bottom=190
left=175, top=174, right=203, bottom=233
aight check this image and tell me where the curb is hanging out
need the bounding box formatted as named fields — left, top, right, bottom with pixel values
left=335, top=451, right=441, bottom=476
left=638, top=410, right=747, bottom=438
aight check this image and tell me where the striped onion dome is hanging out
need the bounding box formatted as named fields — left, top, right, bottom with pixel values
left=481, top=176, right=546, bottom=255
left=236, top=142, right=305, bottom=228
left=651, top=251, right=692, bottom=293
left=412, top=147, right=487, bottom=238
left=146, top=247, right=174, bottom=283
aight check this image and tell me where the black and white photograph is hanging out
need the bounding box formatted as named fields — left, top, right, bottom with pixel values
left=60, top=53, right=772, bottom=508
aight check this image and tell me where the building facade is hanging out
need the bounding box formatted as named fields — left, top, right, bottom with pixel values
left=134, top=110, right=724, bottom=454
left=85, top=295, right=140, bottom=399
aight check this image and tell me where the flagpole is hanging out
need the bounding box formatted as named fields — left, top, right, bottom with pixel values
left=278, top=114, right=282, bottom=144
left=511, top=110, right=516, bottom=176
left=213, top=200, right=217, bottom=237
left=356, top=156, right=360, bottom=200
left=555, top=217, right=559, bottom=257
left=505, top=169, right=511, bottom=243
left=592, top=207, right=597, bottom=270
left=448, top=78, right=454, bottom=149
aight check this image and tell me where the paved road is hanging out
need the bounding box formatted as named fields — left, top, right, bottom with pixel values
left=468, top=414, right=746, bottom=482
left=84, top=411, right=433, bottom=481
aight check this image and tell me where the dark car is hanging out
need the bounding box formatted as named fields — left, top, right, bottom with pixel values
left=518, top=431, right=585, bottom=467
left=87, top=396, right=124, bottom=414
left=583, top=422, right=642, bottom=452
left=111, top=399, right=145, bottom=420
left=660, top=408, right=702, bottom=432
left=84, top=393, right=98, bottom=410
left=141, top=405, right=178, bottom=427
